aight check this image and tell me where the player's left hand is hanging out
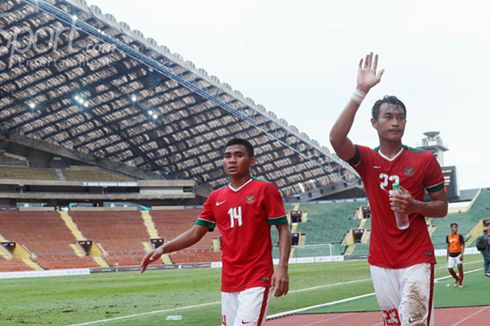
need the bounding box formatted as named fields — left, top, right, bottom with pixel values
left=389, top=186, right=418, bottom=215
left=357, top=52, right=385, bottom=93
left=271, top=265, right=289, bottom=297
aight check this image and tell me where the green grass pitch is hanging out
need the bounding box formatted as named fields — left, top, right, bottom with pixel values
left=1, top=254, right=488, bottom=325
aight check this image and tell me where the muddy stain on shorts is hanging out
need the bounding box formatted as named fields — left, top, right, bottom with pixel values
left=404, top=282, right=427, bottom=325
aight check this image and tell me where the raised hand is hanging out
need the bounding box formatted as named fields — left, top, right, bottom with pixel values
left=357, top=52, right=384, bottom=93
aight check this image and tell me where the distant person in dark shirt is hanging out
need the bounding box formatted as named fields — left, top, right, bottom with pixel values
left=476, top=233, right=490, bottom=277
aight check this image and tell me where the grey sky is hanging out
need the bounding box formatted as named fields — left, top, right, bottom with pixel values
left=86, top=0, right=490, bottom=190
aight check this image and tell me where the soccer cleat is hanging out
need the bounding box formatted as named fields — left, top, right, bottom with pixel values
left=485, top=272, right=490, bottom=277
left=456, top=283, right=463, bottom=288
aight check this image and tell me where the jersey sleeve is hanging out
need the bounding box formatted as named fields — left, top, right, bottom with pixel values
left=195, top=192, right=216, bottom=231
left=350, top=145, right=372, bottom=177
left=424, top=153, right=445, bottom=193
left=347, top=145, right=361, bottom=167
left=264, top=183, right=288, bottom=225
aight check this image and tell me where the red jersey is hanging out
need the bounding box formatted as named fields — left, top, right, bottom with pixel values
left=351, top=145, right=445, bottom=268
left=195, top=177, right=287, bottom=292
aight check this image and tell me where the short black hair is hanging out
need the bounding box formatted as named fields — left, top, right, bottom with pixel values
left=451, top=223, right=458, bottom=228
left=372, top=96, right=407, bottom=120
left=225, top=138, right=254, bottom=157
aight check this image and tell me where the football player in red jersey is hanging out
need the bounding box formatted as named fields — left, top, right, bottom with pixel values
left=330, top=53, right=448, bottom=326
left=141, top=138, right=291, bottom=326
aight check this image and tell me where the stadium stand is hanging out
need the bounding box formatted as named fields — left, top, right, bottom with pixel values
left=150, top=209, right=222, bottom=263
left=0, top=166, right=58, bottom=180
left=350, top=243, right=369, bottom=256
left=0, top=152, right=27, bottom=166
left=0, top=165, right=131, bottom=182
left=171, top=250, right=222, bottom=264
left=0, top=187, right=486, bottom=272
left=35, top=256, right=99, bottom=270
left=430, top=188, right=490, bottom=249
left=0, top=0, right=360, bottom=202
left=294, top=201, right=366, bottom=245
left=70, top=210, right=149, bottom=267
left=0, top=0, right=367, bottom=274
left=348, top=189, right=490, bottom=255
left=344, top=208, right=371, bottom=255
left=0, top=211, right=99, bottom=270
left=0, top=256, right=33, bottom=272
left=151, top=209, right=202, bottom=244
left=0, top=208, right=224, bottom=271
left=63, top=166, right=133, bottom=182
left=271, top=201, right=365, bottom=259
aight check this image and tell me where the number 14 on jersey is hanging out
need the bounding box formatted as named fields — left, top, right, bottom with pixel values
left=228, top=206, right=243, bottom=228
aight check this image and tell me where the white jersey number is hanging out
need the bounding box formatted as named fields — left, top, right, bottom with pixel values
left=379, top=173, right=399, bottom=190
left=228, top=206, right=243, bottom=228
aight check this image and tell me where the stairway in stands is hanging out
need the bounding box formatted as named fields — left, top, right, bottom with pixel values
left=0, top=232, right=38, bottom=271
left=140, top=211, right=173, bottom=265
left=58, top=211, right=109, bottom=268
left=70, top=210, right=149, bottom=267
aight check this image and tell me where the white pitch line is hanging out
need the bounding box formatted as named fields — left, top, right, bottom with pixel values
left=451, top=306, right=490, bottom=326
left=434, top=267, right=483, bottom=282
left=267, top=292, right=376, bottom=319
left=67, top=263, right=485, bottom=325
left=291, top=259, right=484, bottom=293
left=67, top=301, right=220, bottom=326
left=66, top=278, right=369, bottom=325
left=267, top=267, right=484, bottom=321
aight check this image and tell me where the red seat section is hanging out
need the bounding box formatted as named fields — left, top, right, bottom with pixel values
left=0, top=209, right=223, bottom=272
left=151, top=209, right=213, bottom=249
left=0, top=256, right=33, bottom=272
left=0, top=211, right=99, bottom=271
left=171, top=250, right=222, bottom=264
left=151, top=209, right=222, bottom=264
left=70, top=211, right=149, bottom=267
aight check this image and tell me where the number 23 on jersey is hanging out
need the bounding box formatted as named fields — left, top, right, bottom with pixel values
left=379, top=173, right=400, bottom=190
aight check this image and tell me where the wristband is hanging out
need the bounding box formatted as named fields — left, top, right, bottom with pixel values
left=351, top=88, right=366, bottom=104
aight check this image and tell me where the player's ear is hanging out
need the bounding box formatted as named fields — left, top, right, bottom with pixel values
left=371, top=117, right=378, bottom=130
left=250, top=156, right=257, bottom=167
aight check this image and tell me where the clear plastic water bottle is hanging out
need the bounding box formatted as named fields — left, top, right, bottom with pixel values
left=389, top=182, right=410, bottom=230
left=165, top=315, right=182, bottom=321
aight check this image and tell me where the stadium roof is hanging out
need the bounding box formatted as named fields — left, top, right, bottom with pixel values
left=0, top=0, right=361, bottom=199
